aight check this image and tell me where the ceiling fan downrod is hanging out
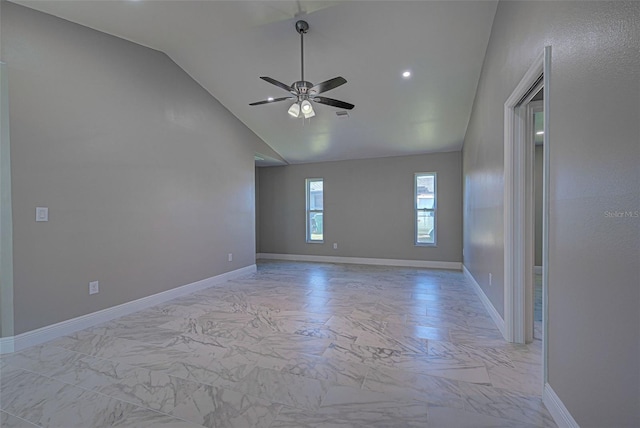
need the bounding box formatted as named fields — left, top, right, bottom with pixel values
left=296, top=20, right=309, bottom=83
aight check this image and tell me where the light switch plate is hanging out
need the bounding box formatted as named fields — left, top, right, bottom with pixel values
left=89, top=281, right=99, bottom=295
left=36, top=207, right=48, bottom=222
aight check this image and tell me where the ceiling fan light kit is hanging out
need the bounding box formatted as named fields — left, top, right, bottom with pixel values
left=300, top=99, right=314, bottom=115
left=302, top=103, right=315, bottom=118
left=288, top=102, right=300, bottom=117
left=250, top=20, right=354, bottom=119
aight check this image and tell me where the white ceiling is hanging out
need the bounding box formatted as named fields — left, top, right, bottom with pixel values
left=14, top=0, right=498, bottom=165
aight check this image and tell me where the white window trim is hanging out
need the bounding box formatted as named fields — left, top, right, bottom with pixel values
left=305, top=178, right=324, bottom=243
left=415, top=172, right=437, bottom=247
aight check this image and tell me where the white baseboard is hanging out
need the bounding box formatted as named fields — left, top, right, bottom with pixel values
left=0, top=265, right=256, bottom=354
left=256, top=253, right=462, bottom=270
left=462, top=265, right=506, bottom=338
left=534, top=265, right=543, bottom=275
left=543, top=383, right=580, bottom=428
left=0, top=336, right=14, bottom=353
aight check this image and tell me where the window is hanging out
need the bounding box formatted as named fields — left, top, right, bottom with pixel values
left=306, top=178, right=323, bottom=242
left=415, top=173, right=436, bottom=245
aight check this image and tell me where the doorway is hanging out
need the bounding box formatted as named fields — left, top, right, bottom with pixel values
left=528, top=95, right=544, bottom=342
left=503, top=46, right=551, bottom=388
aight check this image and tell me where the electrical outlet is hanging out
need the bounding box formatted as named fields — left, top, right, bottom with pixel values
left=489, top=273, right=492, bottom=286
left=228, top=253, right=233, bottom=262
left=36, top=207, right=48, bottom=222
left=333, top=243, right=338, bottom=250
left=89, top=281, right=99, bottom=295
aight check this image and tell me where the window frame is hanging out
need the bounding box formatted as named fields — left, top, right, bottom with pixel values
left=305, top=178, right=324, bottom=243
left=414, top=172, right=437, bottom=246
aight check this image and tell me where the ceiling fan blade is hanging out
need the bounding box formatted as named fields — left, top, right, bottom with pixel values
left=249, top=97, right=293, bottom=106
left=312, top=96, right=355, bottom=110
left=260, top=76, right=296, bottom=94
left=310, top=77, right=347, bottom=94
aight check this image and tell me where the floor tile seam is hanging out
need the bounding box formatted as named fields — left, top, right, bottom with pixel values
left=232, top=388, right=328, bottom=414
left=86, top=353, right=264, bottom=402
left=445, top=340, right=542, bottom=362
left=0, top=348, right=64, bottom=372
left=359, top=384, right=468, bottom=410
left=0, top=348, right=143, bottom=386
left=12, top=344, right=236, bottom=396
left=484, top=380, right=545, bottom=399
left=321, top=382, right=444, bottom=410
left=63, top=343, right=191, bottom=373
left=343, top=357, right=384, bottom=384
left=82, top=387, right=202, bottom=425
left=365, top=363, right=470, bottom=386
left=265, top=403, right=288, bottom=428
left=0, top=409, right=43, bottom=427
left=426, top=337, right=519, bottom=354
left=456, top=377, right=545, bottom=402
left=56, top=330, right=155, bottom=349
left=261, top=352, right=369, bottom=389
left=1, top=365, right=197, bottom=427
left=357, top=365, right=371, bottom=389
left=359, top=366, right=372, bottom=391
left=459, top=399, right=552, bottom=427
left=0, top=363, right=81, bottom=389
left=85, top=329, right=188, bottom=347
left=424, top=404, right=544, bottom=428
left=43, top=369, right=210, bottom=427
left=133, top=361, right=226, bottom=391
left=76, top=330, right=208, bottom=362
left=140, top=360, right=313, bottom=413
left=34, top=343, right=100, bottom=362
left=412, top=363, right=493, bottom=382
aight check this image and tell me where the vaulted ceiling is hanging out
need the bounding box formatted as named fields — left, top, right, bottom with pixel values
left=13, top=0, right=498, bottom=165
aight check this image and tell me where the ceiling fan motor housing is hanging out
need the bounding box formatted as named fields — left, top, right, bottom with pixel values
left=293, top=81, right=313, bottom=97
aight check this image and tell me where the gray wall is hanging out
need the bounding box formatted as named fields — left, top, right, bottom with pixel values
left=0, top=2, right=9, bottom=336
left=463, top=1, right=639, bottom=426
left=534, top=145, right=543, bottom=267
left=3, top=3, right=274, bottom=334
left=258, top=152, right=462, bottom=263
left=255, top=167, right=260, bottom=253
left=0, top=60, right=12, bottom=338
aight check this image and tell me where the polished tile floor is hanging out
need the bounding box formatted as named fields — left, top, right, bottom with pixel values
left=0, top=261, right=556, bottom=427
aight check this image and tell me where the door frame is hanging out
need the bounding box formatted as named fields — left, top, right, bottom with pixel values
left=526, top=100, right=543, bottom=343
left=503, top=46, right=551, bottom=384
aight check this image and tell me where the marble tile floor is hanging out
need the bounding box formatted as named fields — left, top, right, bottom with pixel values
left=0, top=260, right=556, bottom=427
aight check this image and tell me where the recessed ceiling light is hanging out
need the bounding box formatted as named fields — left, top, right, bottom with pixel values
left=267, top=97, right=274, bottom=102
left=536, top=131, right=544, bottom=135
left=402, top=70, right=411, bottom=78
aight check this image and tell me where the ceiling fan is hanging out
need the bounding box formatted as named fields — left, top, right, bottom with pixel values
left=249, top=20, right=355, bottom=119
